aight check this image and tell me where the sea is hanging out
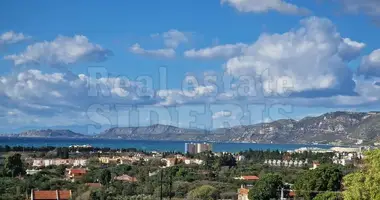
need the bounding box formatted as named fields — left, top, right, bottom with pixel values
left=0, top=137, right=333, bottom=153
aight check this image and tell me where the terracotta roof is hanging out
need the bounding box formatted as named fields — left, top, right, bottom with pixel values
left=69, top=168, right=87, bottom=175
left=289, top=191, right=296, bottom=197
left=242, top=175, right=259, bottom=180
left=32, top=190, right=71, bottom=200
left=238, top=188, right=249, bottom=195
left=85, top=183, right=102, bottom=188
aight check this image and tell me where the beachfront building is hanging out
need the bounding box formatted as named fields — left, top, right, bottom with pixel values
left=185, top=142, right=212, bottom=154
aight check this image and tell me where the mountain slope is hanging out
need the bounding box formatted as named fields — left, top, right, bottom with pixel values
left=97, top=111, right=380, bottom=144
left=17, top=129, right=84, bottom=138
left=12, top=111, right=380, bottom=144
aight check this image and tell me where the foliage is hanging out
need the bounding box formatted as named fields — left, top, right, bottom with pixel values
left=100, top=169, right=112, bottom=185
left=56, top=147, right=69, bottom=159
left=314, top=191, right=341, bottom=200
left=3, top=154, right=25, bottom=177
left=187, top=185, right=218, bottom=200
left=343, top=149, right=380, bottom=200
left=248, top=173, right=283, bottom=200
left=294, top=165, right=343, bottom=200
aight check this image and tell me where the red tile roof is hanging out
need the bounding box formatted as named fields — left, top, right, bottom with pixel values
left=32, top=190, right=72, bottom=200
left=242, top=175, right=259, bottom=180
left=289, top=191, right=296, bottom=197
left=69, top=168, right=87, bottom=175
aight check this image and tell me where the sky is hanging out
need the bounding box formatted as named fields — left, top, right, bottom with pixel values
left=1, top=0, right=380, bottom=134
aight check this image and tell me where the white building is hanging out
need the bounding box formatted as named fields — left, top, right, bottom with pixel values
left=185, top=142, right=212, bottom=154
left=26, top=169, right=41, bottom=175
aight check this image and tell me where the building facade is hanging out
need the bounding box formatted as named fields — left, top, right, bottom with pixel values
left=185, top=142, right=212, bottom=154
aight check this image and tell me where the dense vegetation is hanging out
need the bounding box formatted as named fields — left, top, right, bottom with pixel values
left=0, top=146, right=370, bottom=200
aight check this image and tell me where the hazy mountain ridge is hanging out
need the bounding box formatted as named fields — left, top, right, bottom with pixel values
left=17, top=129, right=84, bottom=138
left=6, top=111, right=380, bottom=145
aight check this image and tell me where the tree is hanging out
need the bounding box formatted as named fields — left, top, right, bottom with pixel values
left=187, top=185, right=218, bottom=200
left=294, top=165, right=343, bottom=200
left=314, top=192, right=341, bottom=200
left=3, top=154, right=25, bottom=177
left=99, top=169, right=111, bottom=185
left=55, top=165, right=66, bottom=176
left=248, top=173, right=283, bottom=200
left=343, top=149, right=380, bottom=200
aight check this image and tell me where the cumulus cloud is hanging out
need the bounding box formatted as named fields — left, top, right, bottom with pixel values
left=0, top=68, right=160, bottom=128
left=157, top=85, right=217, bottom=106
left=357, top=49, right=380, bottom=77
left=184, top=43, right=248, bottom=59
left=0, top=31, right=30, bottom=45
left=221, top=0, right=310, bottom=15
left=224, top=17, right=363, bottom=97
left=151, top=29, right=189, bottom=48
left=162, top=29, right=189, bottom=48
left=4, top=35, right=112, bottom=66
left=212, top=111, right=232, bottom=119
left=337, top=0, right=380, bottom=16
left=338, top=38, right=366, bottom=61
left=129, top=43, right=175, bottom=58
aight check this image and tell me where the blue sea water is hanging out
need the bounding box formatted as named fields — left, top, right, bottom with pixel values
left=0, top=137, right=333, bottom=153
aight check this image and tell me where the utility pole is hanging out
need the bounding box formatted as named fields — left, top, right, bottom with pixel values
left=169, top=173, right=172, bottom=200
left=281, top=187, right=285, bottom=200
left=160, top=170, right=163, bottom=200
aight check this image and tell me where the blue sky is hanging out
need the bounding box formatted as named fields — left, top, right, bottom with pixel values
left=1, top=0, right=380, bottom=134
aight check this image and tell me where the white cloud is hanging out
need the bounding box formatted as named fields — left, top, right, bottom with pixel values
left=129, top=43, right=175, bottom=58
left=151, top=29, right=189, bottom=48
left=221, top=0, right=310, bottom=15
left=225, top=17, right=362, bottom=95
left=184, top=43, right=248, bottom=59
left=0, top=31, right=30, bottom=45
left=212, top=111, right=232, bottom=119
left=338, top=0, right=380, bottom=16
left=4, top=35, right=111, bottom=66
left=338, top=38, right=366, bottom=61
left=157, top=85, right=217, bottom=106
left=162, top=29, right=188, bottom=48
left=358, top=49, right=380, bottom=77
left=0, top=69, right=157, bottom=128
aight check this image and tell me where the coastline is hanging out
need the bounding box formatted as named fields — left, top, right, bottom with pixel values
left=0, top=136, right=344, bottom=153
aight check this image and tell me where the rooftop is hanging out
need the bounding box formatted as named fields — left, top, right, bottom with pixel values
left=31, top=190, right=72, bottom=200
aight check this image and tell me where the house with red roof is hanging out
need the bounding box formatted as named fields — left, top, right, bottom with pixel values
left=66, top=168, right=87, bottom=180
left=30, top=190, right=72, bottom=200
left=234, top=175, right=260, bottom=181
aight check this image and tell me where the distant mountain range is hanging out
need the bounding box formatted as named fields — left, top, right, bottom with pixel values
left=4, top=111, right=380, bottom=145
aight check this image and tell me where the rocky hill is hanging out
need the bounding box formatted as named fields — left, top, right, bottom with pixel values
left=11, top=111, right=380, bottom=144
left=17, top=129, right=84, bottom=138
left=96, top=124, right=209, bottom=141
left=97, top=111, right=380, bottom=145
